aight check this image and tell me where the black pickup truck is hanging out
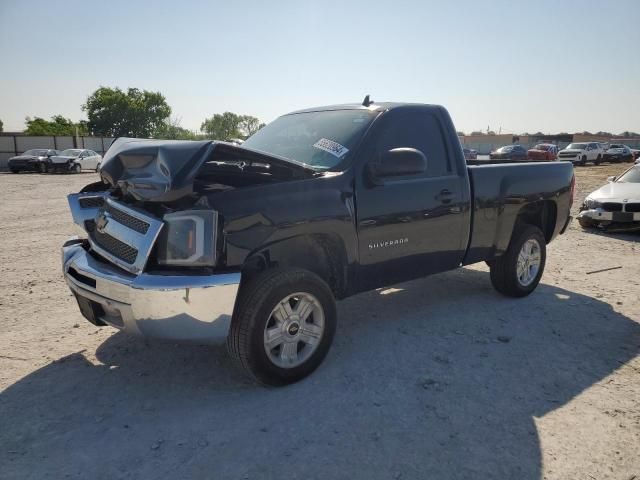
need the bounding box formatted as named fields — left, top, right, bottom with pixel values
left=62, top=100, right=574, bottom=385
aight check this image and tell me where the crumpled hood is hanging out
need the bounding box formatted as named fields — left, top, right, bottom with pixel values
left=99, top=138, right=315, bottom=203
left=587, top=182, right=640, bottom=202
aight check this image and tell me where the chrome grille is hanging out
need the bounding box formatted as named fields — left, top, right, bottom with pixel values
left=106, top=204, right=150, bottom=234
left=68, top=193, right=164, bottom=274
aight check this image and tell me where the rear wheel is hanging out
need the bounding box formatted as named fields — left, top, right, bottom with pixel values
left=595, top=154, right=601, bottom=165
left=489, top=225, right=546, bottom=297
left=227, top=268, right=337, bottom=386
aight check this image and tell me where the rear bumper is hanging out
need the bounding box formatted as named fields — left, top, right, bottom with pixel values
left=62, top=239, right=241, bottom=343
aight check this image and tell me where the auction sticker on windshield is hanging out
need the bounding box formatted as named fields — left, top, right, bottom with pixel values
left=313, top=138, right=349, bottom=158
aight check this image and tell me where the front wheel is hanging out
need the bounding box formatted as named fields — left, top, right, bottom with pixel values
left=227, top=268, right=337, bottom=386
left=489, top=225, right=546, bottom=297
left=580, top=155, right=587, bottom=166
left=578, top=216, right=595, bottom=229
left=39, top=163, right=48, bottom=173
left=72, top=163, right=81, bottom=174
left=595, top=154, right=602, bottom=165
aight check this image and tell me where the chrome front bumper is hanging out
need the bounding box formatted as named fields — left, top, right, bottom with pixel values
left=62, top=239, right=241, bottom=344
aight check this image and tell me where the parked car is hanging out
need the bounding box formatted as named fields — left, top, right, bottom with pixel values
left=557, top=142, right=605, bottom=165
left=49, top=149, right=103, bottom=173
left=462, top=147, right=477, bottom=160
left=631, top=148, right=640, bottom=160
left=603, top=144, right=634, bottom=163
left=578, top=164, right=640, bottom=230
left=489, top=144, right=528, bottom=161
left=8, top=149, right=59, bottom=173
left=527, top=144, right=558, bottom=161
left=598, top=142, right=610, bottom=153
left=62, top=101, right=574, bottom=386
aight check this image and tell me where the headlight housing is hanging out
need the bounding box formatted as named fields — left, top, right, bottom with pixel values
left=156, top=210, right=218, bottom=266
left=584, top=197, right=602, bottom=209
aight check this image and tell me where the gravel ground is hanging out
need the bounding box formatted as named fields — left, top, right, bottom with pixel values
left=1, top=165, right=639, bottom=479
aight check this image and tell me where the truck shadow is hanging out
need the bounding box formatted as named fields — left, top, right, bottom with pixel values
left=1, top=268, right=638, bottom=479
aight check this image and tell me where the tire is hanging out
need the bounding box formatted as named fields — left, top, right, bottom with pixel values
left=39, top=163, right=48, bottom=174
left=489, top=225, right=546, bottom=298
left=72, top=163, right=82, bottom=174
left=10, top=169, right=19, bottom=174
left=595, top=154, right=601, bottom=166
left=227, top=268, right=337, bottom=386
left=580, top=155, right=587, bottom=166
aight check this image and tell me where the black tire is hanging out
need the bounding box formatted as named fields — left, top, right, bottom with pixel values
left=489, top=225, right=546, bottom=298
left=73, top=163, right=81, bottom=174
left=227, top=268, right=337, bottom=386
left=581, top=155, right=587, bottom=166
left=39, top=163, right=48, bottom=174
left=595, top=154, right=601, bottom=166
left=10, top=169, right=19, bottom=174
left=578, top=216, right=594, bottom=229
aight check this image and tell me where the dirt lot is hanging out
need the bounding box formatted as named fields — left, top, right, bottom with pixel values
left=1, top=165, right=639, bottom=479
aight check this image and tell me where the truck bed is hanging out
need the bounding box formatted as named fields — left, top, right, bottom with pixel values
left=463, top=161, right=574, bottom=265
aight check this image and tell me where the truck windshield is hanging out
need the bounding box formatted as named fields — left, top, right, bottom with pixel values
left=566, top=143, right=587, bottom=150
left=242, top=110, right=378, bottom=170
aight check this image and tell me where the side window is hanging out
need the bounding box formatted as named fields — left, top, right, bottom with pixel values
left=374, top=109, right=452, bottom=177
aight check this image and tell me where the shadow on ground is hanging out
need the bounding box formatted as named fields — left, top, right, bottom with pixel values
left=2, top=268, right=638, bottom=479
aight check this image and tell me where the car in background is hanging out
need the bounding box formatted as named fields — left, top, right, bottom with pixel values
left=603, top=144, right=634, bottom=163
left=462, top=147, right=477, bottom=160
left=631, top=148, right=640, bottom=161
left=489, top=145, right=528, bottom=161
left=598, top=142, right=610, bottom=153
left=49, top=149, right=103, bottom=173
left=557, top=142, right=605, bottom=165
left=578, top=164, right=640, bottom=230
left=527, top=143, right=558, bottom=161
left=8, top=149, right=59, bottom=173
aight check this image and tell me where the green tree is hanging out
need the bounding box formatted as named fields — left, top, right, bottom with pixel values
left=200, top=112, right=242, bottom=140
left=24, top=115, right=88, bottom=135
left=83, top=87, right=171, bottom=137
left=155, top=117, right=201, bottom=140
left=239, top=115, right=264, bottom=137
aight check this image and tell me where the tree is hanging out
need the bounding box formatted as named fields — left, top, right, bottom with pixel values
left=0, top=118, right=3, bottom=133
left=24, top=115, right=88, bottom=136
left=200, top=112, right=242, bottom=140
left=155, top=117, right=201, bottom=140
left=83, top=87, right=171, bottom=138
left=239, top=115, right=264, bottom=137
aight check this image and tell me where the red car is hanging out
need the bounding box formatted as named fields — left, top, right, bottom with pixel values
left=527, top=144, right=558, bottom=161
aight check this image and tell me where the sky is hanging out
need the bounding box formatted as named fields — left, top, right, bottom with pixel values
left=1, top=0, right=639, bottom=135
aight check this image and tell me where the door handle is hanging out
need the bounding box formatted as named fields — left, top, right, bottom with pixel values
left=435, top=189, right=454, bottom=203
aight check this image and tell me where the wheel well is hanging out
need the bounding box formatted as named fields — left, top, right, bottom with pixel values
left=240, top=234, right=347, bottom=298
left=514, top=200, right=557, bottom=243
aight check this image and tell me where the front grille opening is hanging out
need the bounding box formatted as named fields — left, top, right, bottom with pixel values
left=602, top=202, right=623, bottom=212
left=79, top=196, right=105, bottom=209
left=68, top=267, right=97, bottom=288
left=625, top=203, right=640, bottom=213
left=106, top=204, right=150, bottom=234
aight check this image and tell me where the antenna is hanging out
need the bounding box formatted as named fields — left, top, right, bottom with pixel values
left=362, top=95, right=373, bottom=107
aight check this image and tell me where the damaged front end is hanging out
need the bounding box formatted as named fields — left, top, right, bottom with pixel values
left=61, top=139, right=316, bottom=342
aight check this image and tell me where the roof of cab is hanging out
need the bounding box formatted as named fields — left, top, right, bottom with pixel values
left=286, top=102, right=442, bottom=115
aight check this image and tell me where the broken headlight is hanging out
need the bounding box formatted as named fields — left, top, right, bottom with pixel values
left=156, top=210, right=218, bottom=266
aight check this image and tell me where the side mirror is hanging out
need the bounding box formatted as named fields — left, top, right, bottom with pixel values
left=368, top=148, right=427, bottom=184
left=607, top=176, right=616, bottom=182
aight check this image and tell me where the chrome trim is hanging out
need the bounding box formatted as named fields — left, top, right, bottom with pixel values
left=68, top=192, right=110, bottom=227
left=68, top=193, right=165, bottom=275
left=62, top=241, right=241, bottom=343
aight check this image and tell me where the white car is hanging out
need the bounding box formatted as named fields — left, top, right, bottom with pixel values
left=578, top=164, right=640, bottom=230
left=557, top=142, right=605, bottom=166
left=49, top=149, right=103, bottom=173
